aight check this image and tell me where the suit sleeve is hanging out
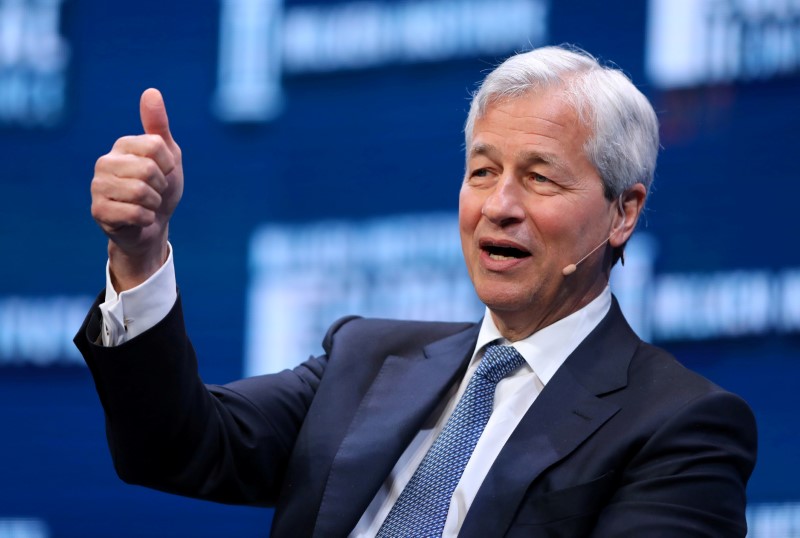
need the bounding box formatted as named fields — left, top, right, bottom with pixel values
left=74, top=292, right=342, bottom=506
left=591, top=389, right=757, bottom=537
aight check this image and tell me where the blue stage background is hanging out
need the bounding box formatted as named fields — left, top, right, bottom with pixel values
left=1, top=0, right=798, bottom=536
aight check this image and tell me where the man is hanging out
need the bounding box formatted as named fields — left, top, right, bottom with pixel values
left=76, top=46, right=757, bottom=536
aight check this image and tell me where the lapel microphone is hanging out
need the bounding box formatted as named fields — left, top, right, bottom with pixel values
left=562, top=198, right=626, bottom=277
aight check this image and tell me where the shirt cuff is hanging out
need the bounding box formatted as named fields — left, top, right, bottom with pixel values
left=98, top=243, right=177, bottom=347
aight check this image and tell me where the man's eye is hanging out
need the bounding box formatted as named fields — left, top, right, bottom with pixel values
left=471, top=168, right=490, bottom=178
left=531, top=173, right=550, bottom=183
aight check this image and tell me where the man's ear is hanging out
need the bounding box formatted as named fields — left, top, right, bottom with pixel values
left=610, top=183, right=647, bottom=249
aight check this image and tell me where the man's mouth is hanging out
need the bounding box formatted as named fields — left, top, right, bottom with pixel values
left=481, top=243, right=532, bottom=261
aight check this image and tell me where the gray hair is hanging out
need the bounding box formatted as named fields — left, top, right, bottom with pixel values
left=465, top=45, right=659, bottom=199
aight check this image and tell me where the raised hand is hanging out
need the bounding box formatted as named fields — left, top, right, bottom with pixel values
left=91, top=89, right=184, bottom=291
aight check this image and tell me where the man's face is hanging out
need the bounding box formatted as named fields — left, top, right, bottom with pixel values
left=459, top=89, right=619, bottom=340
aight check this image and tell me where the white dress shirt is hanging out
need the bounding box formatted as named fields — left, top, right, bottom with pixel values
left=99, top=248, right=611, bottom=536
left=99, top=244, right=176, bottom=346
left=351, top=288, right=611, bottom=536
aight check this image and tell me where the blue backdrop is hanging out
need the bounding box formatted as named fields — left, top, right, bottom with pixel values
left=1, top=0, right=798, bottom=536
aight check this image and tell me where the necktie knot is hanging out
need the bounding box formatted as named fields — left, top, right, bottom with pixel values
left=475, top=344, right=525, bottom=384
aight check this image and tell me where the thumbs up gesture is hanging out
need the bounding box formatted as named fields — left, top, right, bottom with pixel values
left=91, top=89, right=184, bottom=291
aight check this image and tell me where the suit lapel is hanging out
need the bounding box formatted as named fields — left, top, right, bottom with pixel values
left=461, top=298, right=640, bottom=537
left=459, top=368, right=620, bottom=538
left=313, top=323, right=481, bottom=537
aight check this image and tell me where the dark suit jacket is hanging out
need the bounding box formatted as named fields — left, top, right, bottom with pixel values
left=75, top=293, right=757, bottom=537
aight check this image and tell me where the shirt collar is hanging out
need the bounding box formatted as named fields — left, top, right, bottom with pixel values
left=472, top=286, right=612, bottom=385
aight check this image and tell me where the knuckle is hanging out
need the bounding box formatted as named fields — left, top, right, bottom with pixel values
left=151, top=174, right=167, bottom=194
left=91, top=175, right=110, bottom=196
left=136, top=206, right=156, bottom=225
left=143, top=160, right=160, bottom=180
left=130, top=180, right=151, bottom=201
left=95, top=153, right=112, bottom=171
left=143, top=134, right=165, bottom=153
left=144, top=188, right=162, bottom=207
left=111, top=135, right=133, bottom=151
left=112, top=134, right=165, bottom=157
left=91, top=200, right=114, bottom=224
left=90, top=202, right=102, bottom=220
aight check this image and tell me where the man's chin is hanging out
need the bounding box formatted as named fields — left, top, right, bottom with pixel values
left=477, top=291, right=536, bottom=317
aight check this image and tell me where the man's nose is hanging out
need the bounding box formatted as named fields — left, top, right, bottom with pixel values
left=481, top=175, right=525, bottom=226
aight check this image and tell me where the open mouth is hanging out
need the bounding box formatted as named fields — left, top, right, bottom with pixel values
left=482, top=244, right=532, bottom=261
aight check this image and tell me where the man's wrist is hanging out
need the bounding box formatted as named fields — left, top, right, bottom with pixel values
left=101, top=242, right=177, bottom=346
left=108, top=236, right=169, bottom=293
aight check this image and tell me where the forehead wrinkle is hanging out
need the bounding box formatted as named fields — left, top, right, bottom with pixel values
left=490, top=99, right=571, bottom=128
left=516, top=114, right=569, bottom=131
left=515, top=148, right=566, bottom=170
left=494, top=96, right=585, bottom=142
left=469, top=118, right=565, bottom=152
left=468, top=140, right=568, bottom=172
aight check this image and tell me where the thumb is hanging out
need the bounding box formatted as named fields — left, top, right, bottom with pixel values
left=139, top=88, right=174, bottom=144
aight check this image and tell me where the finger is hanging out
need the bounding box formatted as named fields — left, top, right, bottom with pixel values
left=92, top=173, right=164, bottom=212
left=95, top=153, right=168, bottom=194
left=91, top=198, right=157, bottom=230
left=139, top=88, right=175, bottom=145
left=111, top=135, right=176, bottom=177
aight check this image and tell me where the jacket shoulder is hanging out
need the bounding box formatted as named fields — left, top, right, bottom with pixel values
left=322, top=316, right=477, bottom=357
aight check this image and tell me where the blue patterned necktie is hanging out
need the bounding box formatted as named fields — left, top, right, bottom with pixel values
left=376, top=344, right=526, bottom=537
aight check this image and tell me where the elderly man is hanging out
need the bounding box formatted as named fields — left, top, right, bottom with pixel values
left=76, top=46, right=757, bottom=537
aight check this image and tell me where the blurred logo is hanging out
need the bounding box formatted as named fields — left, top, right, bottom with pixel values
left=245, top=217, right=800, bottom=375
left=244, top=214, right=483, bottom=375
left=647, top=0, right=800, bottom=88
left=0, top=519, right=49, bottom=538
left=214, top=0, right=549, bottom=122
left=0, top=0, right=69, bottom=128
left=0, top=295, right=90, bottom=367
